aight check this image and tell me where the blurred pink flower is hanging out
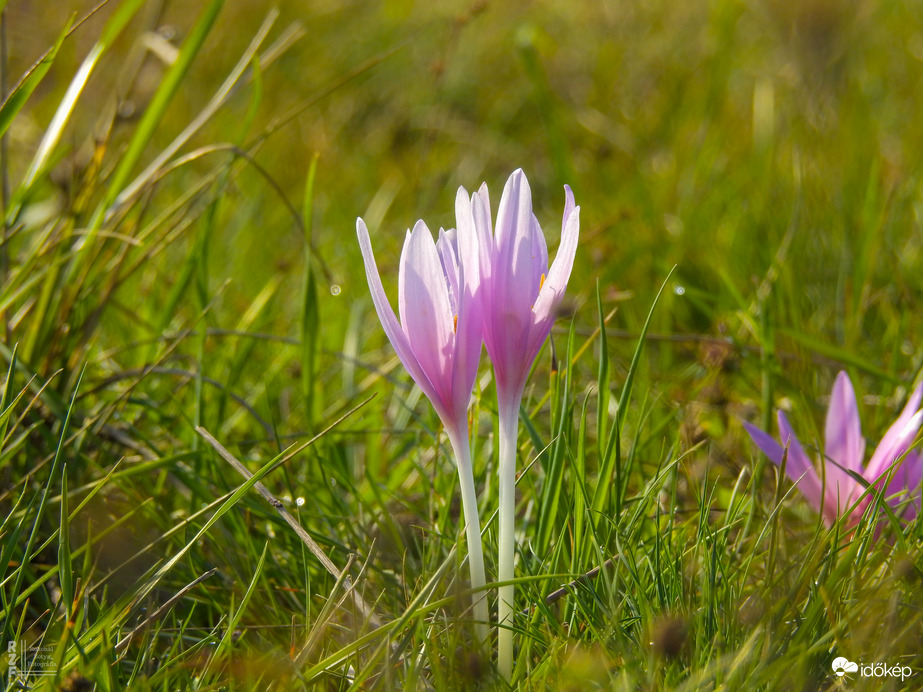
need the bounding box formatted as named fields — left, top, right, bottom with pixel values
left=744, top=371, right=923, bottom=526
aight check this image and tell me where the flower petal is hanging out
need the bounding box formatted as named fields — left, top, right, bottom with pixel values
left=494, top=169, right=545, bottom=317
left=532, top=197, right=579, bottom=324
left=865, top=396, right=923, bottom=482
left=398, top=220, right=456, bottom=411
left=742, top=421, right=785, bottom=465
left=884, top=450, right=922, bottom=520
left=437, top=228, right=460, bottom=316
left=823, top=371, right=866, bottom=491
left=449, top=211, right=483, bottom=420
left=469, top=183, right=493, bottom=287
left=775, top=411, right=825, bottom=513
left=357, top=219, right=433, bottom=398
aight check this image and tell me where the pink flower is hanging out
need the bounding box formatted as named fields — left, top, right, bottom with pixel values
left=456, top=168, right=579, bottom=678
left=744, top=371, right=923, bottom=526
left=356, top=218, right=482, bottom=436
left=459, top=169, right=580, bottom=412
left=357, top=213, right=488, bottom=641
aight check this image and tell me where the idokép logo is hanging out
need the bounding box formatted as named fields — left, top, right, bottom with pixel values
left=832, top=657, right=858, bottom=676
left=831, top=656, right=912, bottom=681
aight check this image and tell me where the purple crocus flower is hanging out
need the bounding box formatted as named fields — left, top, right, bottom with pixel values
left=457, top=169, right=579, bottom=678
left=744, top=371, right=923, bottom=527
left=461, top=169, right=580, bottom=415
left=357, top=215, right=488, bottom=642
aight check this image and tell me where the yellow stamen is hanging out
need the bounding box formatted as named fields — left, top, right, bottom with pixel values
left=540, top=273, right=546, bottom=290
left=453, top=315, right=458, bottom=333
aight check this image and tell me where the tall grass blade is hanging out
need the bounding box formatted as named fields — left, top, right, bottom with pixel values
left=302, top=153, right=320, bottom=433
left=0, top=15, right=72, bottom=142
left=98, top=0, right=225, bottom=221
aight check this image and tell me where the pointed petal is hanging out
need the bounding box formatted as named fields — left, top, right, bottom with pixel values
left=884, top=450, right=922, bottom=519
left=866, top=406, right=923, bottom=482
left=356, top=219, right=432, bottom=396
left=824, top=371, right=866, bottom=469
left=493, top=169, right=543, bottom=318
left=454, top=187, right=480, bottom=292
left=776, top=411, right=825, bottom=513
left=471, top=183, right=493, bottom=286
left=437, top=228, right=460, bottom=316
left=450, top=304, right=481, bottom=421
left=533, top=202, right=580, bottom=323
left=562, top=184, right=576, bottom=225
left=903, top=381, right=923, bottom=418
left=531, top=213, right=549, bottom=286
left=450, top=205, right=483, bottom=420
left=743, top=421, right=785, bottom=465
left=398, top=220, right=455, bottom=409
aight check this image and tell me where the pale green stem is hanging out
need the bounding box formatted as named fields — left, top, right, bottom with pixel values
left=497, top=399, right=519, bottom=681
left=446, top=427, right=489, bottom=646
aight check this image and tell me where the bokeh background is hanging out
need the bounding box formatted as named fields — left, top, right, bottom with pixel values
left=4, top=0, right=923, bottom=686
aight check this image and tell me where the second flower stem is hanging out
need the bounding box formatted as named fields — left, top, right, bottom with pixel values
left=497, top=401, right=518, bottom=681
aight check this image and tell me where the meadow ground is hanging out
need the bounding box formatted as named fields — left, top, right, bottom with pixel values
left=1, top=0, right=922, bottom=689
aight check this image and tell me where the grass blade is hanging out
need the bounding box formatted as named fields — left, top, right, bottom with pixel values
left=302, top=153, right=320, bottom=433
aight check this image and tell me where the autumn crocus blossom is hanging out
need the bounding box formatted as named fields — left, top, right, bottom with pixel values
left=463, top=169, right=580, bottom=413
left=744, top=371, right=923, bottom=527
left=457, top=169, right=579, bottom=679
left=356, top=215, right=488, bottom=642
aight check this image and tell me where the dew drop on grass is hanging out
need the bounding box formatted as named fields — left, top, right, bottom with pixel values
left=330, top=284, right=341, bottom=296
left=673, top=284, right=685, bottom=296
left=296, top=497, right=305, bottom=507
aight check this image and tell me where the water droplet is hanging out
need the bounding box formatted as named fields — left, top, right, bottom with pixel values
left=296, top=497, right=305, bottom=507
left=330, top=478, right=337, bottom=487
left=330, top=284, right=341, bottom=296
left=673, top=284, right=685, bottom=296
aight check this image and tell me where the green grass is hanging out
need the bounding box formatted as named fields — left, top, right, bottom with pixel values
left=1, top=0, right=922, bottom=688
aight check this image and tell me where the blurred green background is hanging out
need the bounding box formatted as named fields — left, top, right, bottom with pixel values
left=7, top=0, right=923, bottom=524
left=4, top=0, right=923, bottom=684
left=10, top=0, right=923, bottom=397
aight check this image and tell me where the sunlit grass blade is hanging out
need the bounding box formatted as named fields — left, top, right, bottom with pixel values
left=302, top=153, right=320, bottom=433
left=112, top=7, right=280, bottom=210
left=58, top=466, right=73, bottom=618
left=8, top=0, right=146, bottom=219
left=0, top=16, right=72, bottom=141
left=96, top=0, right=225, bottom=222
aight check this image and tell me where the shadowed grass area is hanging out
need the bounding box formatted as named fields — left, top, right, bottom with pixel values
left=1, top=0, right=921, bottom=688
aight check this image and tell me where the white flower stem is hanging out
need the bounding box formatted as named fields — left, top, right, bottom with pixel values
left=497, top=400, right=518, bottom=681
left=447, top=428, right=489, bottom=647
